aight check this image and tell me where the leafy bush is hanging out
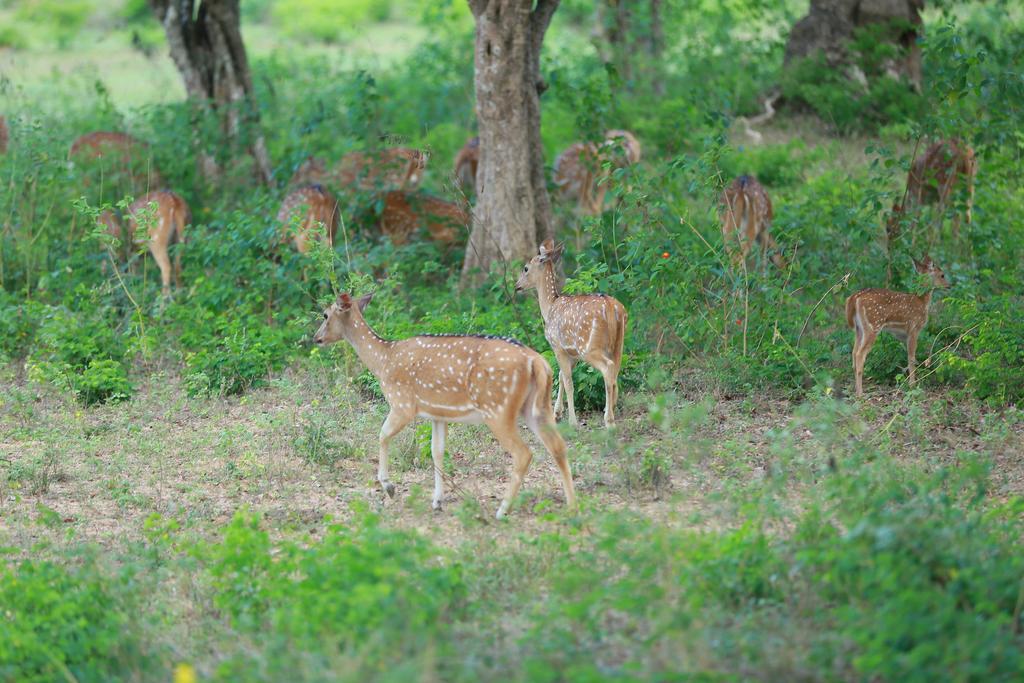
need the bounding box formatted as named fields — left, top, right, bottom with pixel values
left=0, top=557, right=147, bottom=682
left=271, top=0, right=392, bottom=42
left=182, top=315, right=294, bottom=397
left=26, top=305, right=133, bottom=405
left=938, top=295, right=1024, bottom=404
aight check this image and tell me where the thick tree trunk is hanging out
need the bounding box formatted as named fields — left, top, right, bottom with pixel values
left=462, top=0, right=558, bottom=287
left=785, top=0, right=923, bottom=89
left=148, top=0, right=273, bottom=185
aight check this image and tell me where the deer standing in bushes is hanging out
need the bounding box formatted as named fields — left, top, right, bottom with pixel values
left=276, top=184, right=339, bottom=254
left=98, top=190, right=190, bottom=295
left=332, top=147, right=428, bottom=191
left=453, top=136, right=479, bottom=194
left=313, top=292, right=576, bottom=519
left=515, top=239, right=628, bottom=428
left=846, top=256, right=951, bottom=397
left=720, top=174, right=785, bottom=270
left=68, top=131, right=164, bottom=190
left=0, top=116, right=8, bottom=154
left=899, top=138, right=977, bottom=242
left=553, top=129, right=641, bottom=216
left=375, top=190, right=468, bottom=245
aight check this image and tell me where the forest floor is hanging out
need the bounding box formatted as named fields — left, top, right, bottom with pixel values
left=3, top=357, right=1021, bottom=555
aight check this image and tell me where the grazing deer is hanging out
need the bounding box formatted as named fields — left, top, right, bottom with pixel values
left=0, top=116, right=8, bottom=154
left=312, top=292, right=576, bottom=519
left=904, top=138, right=977, bottom=238
left=515, top=239, right=628, bottom=428
left=98, top=190, right=190, bottom=295
left=68, top=131, right=164, bottom=190
left=846, top=256, right=951, bottom=397
left=276, top=184, right=339, bottom=254
left=453, top=136, right=479, bottom=194
left=375, top=190, right=468, bottom=246
left=553, top=129, right=641, bottom=215
left=331, top=147, right=428, bottom=192
left=720, top=175, right=785, bottom=270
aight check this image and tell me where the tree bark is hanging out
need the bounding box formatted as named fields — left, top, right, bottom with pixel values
left=785, top=0, right=923, bottom=89
left=462, top=0, right=558, bottom=287
left=148, top=0, right=273, bottom=185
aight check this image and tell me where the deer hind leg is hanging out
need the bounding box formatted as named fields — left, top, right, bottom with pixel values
left=150, top=241, right=173, bottom=297
left=489, top=419, right=535, bottom=519
left=553, top=349, right=578, bottom=427
left=526, top=414, right=576, bottom=511
left=586, top=351, right=618, bottom=428
left=430, top=420, right=447, bottom=511
left=378, top=409, right=413, bottom=499
left=854, top=326, right=878, bottom=398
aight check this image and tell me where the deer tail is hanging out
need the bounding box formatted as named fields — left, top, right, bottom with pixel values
left=845, top=294, right=857, bottom=329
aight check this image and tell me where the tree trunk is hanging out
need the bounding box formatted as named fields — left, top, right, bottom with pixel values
left=462, top=0, right=558, bottom=287
left=785, top=0, right=923, bottom=89
left=148, top=0, right=274, bottom=185
left=648, top=0, right=664, bottom=95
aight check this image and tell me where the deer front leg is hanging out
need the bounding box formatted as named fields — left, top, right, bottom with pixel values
left=906, top=331, right=919, bottom=386
left=431, top=420, right=447, bottom=511
left=378, top=409, right=412, bottom=498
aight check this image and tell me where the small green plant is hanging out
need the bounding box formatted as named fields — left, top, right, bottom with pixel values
left=183, top=317, right=293, bottom=397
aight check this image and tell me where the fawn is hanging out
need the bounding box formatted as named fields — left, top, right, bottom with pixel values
left=720, top=174, right=785, bottom=270
left=313, top=292, right=576, bottom=519
left=98, top=190, right=190, bottom=295
left=276, top=184, right=339, bottom=254
left=515, top=239, right=628, bottom=428
left=553, top=129, right=641, bottom=216
left=846, top=256, right=951, bottom=397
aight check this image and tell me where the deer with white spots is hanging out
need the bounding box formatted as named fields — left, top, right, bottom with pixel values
left=312, top=292, right=576, bottom=519
left=846, top=256, right=951, bottom=397
left=276, top=184, right=339, bottom=254
left=515, top=239, right=627, bottom=428
left=720, top=174, right=785, bottom=270
left=97, top=190, right=190, bottom=296
left=899, top=138, right=978, bottom=241
left=553, top=129, right=641, bottom=216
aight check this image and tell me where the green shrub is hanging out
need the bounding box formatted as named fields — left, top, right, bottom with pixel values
left=26, top=305, right=133, bottom=405
left=0, top=557, right=147, bottom=682
left=183, top=316, right=293, bottom=397
left=938, top=295, right=1024, bottom=404
left=271, top=0, right=392, bottom=42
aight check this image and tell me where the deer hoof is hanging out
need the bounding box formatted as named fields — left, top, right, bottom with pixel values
left=382, top=481, right=396, bottom=498
left=432, top=498, right=443, bottom=512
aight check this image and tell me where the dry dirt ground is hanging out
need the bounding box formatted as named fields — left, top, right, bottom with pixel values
left=2, top=358, right=1021, bottom=556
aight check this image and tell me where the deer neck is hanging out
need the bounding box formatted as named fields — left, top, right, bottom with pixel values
left=536, top=264, right=561, bottom=322
left=342, top=311, right=393, bottom=376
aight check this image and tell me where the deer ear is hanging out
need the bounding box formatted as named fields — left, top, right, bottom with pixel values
left=338, top=292, right=353, bottom=309
left=539, top=238, right=555, bottom=260
left=551, top=242, right=565, bottom=263
left=356, top=293, right=373, bottom=312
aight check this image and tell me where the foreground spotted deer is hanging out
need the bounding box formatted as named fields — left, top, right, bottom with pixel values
left=375, top=190, right=468, bottom=245
left=903, top=138, right=977, bottom=238
left=98, top=190, right=189, bottom=295
left=453, top=136, right=479, bottom=194
left=313, top=293, right=576, bottom=519
left=553, top=129, right=641, bottom=215
left=720, top=175, right=785, bottom=270
left=846, top=256, right=951, bottom=397
left=515, top=240, right=628, bottom=428
left=276, top=184, right=339, bottom=254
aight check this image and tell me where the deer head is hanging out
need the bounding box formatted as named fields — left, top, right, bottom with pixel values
left=313, top=292, right=374, bottom=346
left=515, top=239, right=563, bottom=292
left=912, top=256, right=951, bottom=289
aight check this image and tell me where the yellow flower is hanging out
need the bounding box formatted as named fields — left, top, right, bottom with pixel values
left=173, top=663, right=197, bottom=683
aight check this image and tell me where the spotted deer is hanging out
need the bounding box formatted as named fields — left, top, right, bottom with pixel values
left=515, top=239, right=628, bottom=428
left=453, top=136, right=479, bottom=194
left=553, top=129, right=641, bottom=216
left=846, top=256, right=951, bottom=397
left=98, top=190, right=190, bottom=295
left=313, top=293, right=576, bottom=519
left=720, top=174, right=785, bottom=270
left=287, top=155, right=328, bottom=188
left=276, top=184, right=339, bottom=254
left=375, top=190, right=468, bottom=245
left=904, top=138, right=977, bottom=238
left=68, top=131, right=164, bottom=190
left=0, top=116, right=8, bottom=154
left=331, top=147, right=428, bottom=191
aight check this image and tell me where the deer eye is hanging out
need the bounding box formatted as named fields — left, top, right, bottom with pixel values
left=524, top=266, right=529, bottom=272
left=323, top=313, right=329, bottom=319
